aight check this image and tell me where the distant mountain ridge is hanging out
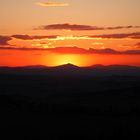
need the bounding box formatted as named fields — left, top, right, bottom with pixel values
left=0, top=64, right=140, bottom=76
left=53, top=63, right=80, bottom=69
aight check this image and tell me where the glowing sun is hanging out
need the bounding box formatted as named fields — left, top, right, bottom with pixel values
left=50, top=55, right=84, bottom=66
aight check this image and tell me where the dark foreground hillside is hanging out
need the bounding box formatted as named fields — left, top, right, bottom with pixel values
left=0, top=65, right=140, bottom=140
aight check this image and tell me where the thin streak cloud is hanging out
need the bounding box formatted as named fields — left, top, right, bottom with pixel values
left=36, top=2, right=69, bottom=7
left=0, top=46, right=140, bottom=55
left=37, top=23, right=140, bottom=31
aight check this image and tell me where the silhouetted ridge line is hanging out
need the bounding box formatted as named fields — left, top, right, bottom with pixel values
left=0, top=64, right=140, bottom=76
left=0, top=64, right=139, bottom=69
left=53, top=63, right=80, bottom=69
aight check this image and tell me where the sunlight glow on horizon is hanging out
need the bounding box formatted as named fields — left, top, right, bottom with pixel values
left=0, top=0, right=140, bottom=67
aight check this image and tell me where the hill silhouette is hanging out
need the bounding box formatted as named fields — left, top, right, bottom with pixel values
left=0, top=63, right=140, bottom=139
left=0, top=64, right=140, bottom=76
left=54, top=63, right=80, bottom=69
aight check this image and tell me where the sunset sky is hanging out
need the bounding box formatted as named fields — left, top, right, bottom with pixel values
left=0, top=0, right=140, bottom=66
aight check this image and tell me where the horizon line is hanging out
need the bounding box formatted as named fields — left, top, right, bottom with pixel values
left=0, top=63, right=140, bottom=68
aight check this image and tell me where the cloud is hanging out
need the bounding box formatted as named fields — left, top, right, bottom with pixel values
left=90, top=32, right=140, bottom=39
left=10, top=33, right=140, bottom=41
left=0, top=46, right=140, bottom=55
left=88, top=48, right=121, bottom=54
left=122, top=50, right=140, bottom=54
left=136, top=42, right=140, bottom=46
left=37, top=23, right=104, bottom=31
left=1, top=32, right=140, bottom=47
left=36, top=23, right=140, bottom=31
left=12, top=34, right=58, bottom=40
left=135, top=42, right=140, bottom=48
left=36, top=2, right=69, bottom=7
left=106, top=26, right=140, bottom=30
left=47, top=46, right=89, bottom=54
left=0, top=46, right=88, bottom=54
left=0, top=36, right=12, bottom=45
left=131, top=35, right=140, bottom=39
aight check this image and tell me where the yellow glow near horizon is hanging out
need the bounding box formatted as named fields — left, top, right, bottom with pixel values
left=52, top=55, right=81, bottom=66
left=45, top=54, right=94, bottom=67
left=48, top=36, right=102, bottom=41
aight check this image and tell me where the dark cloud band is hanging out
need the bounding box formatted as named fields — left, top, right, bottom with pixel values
left=0, top=46, right=140, bottom=55
left=12, top=35, right=58, bottom=40
left=36, top=23, right=140, bottom=31
left=0, top=36, right=12, bottom=45
left=91, top=32, right=140, bottom=39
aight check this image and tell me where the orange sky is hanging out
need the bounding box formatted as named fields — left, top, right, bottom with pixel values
left=0, top=0, right=140, bottom=66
